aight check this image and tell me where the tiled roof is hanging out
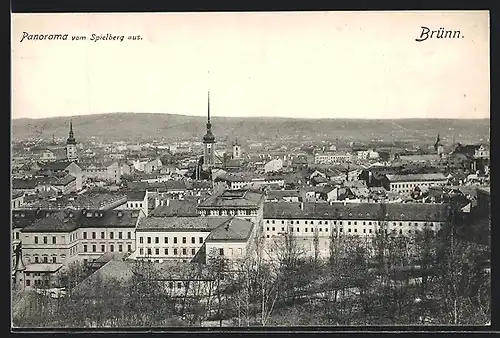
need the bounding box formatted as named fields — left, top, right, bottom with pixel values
left=206, top=217, right=254, bottom=241
left=198, top=190, right=264, bottom=209
left=137, top=216, right=231, bottom=232
left=386, top=173, right=447, bottom=182
left=149, top=180, right=188, bottom=192
left=12, top=209, right=60, bottom=229
left=37, top=174, right=76, bottom=186
left=266, top=190, right=301, bottom=200
left=24, top=263, right=63, bottom=273
left=126, top=190, right=147, bottom=201
left=12, top=178, right=38, bottom=190
left=38, top=160, right=72, bottom=171
left=22, top=209, right=139, bottom=233
left=263, top=202, right=449, bottom=222
left=12, top=191, right=24, bottom=199
left=150, top=199, right=198, bottom=217
left=26, top=192, right=127, bottom=210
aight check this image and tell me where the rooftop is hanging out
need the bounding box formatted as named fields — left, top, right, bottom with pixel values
left=150, top=199, right=199, bottom=217
left=26, top=192, right=127, bottom=210
left=137, top=216, right=232, bottom=232
left=386, top=173, right=448, bottom=183
left=24, top=263, right=64, bottom=273
left=206, top=217, right=254, bottom=242
left=263, top=202, right=449, bottom=222
left=198, top=189, right=264, bottom=209
left=22, top=209, right=140, bottom=233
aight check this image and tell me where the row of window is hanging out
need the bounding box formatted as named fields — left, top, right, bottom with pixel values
left=28, top=255, right=59, bottom=263
left=139, top=236, right=204, bottom=245
left=82, top=231, right=132, bottom=240
left=83, top=244, right=132, bottom=253
left=205, top=209, right=255, bottom=216
left=392, top=182, right=443, bottom=189
left=129, top=202, right=143, bottom=209
left=25, top=279, right=49, bottom=287
left=265, top=220, right=436, bottom=227
left=32, top=231, right=132, bottom=244
left=139, top=247, right=197, bottom=256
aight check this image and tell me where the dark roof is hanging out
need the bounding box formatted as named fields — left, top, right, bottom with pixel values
left=263, top=202, right=449, bottom=222
left=150, top=199, right=198, bottom=217
left=126, top=190, right=147, bottom=201
left=37, top=174, right=76, bottom=186
left=198, top=189, right=264, bottom=209
left=38, top=160, right=73, bottom=171
left=137, top=216, right=231, bottom=232
left=386, top=173, right=448, bottom=182
left=12, top=178, right=38, bottom=190
left=12, top=209, right=60, bottom=229
left=266, top=190, right=301, bottom=200
left=149, top=180, right=188, bottom=192
left=22, top=209, right=140, bottom=233
left=206, top=217, right=254, bottom=241
left=12, top=191, right=24, bottom=199
left=26, top=192, right=127, bottom=210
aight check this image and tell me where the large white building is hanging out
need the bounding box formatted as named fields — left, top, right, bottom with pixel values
left=386, top=173, right=448, bottom=194
left=263, top=201, right=450, bottom=258
left=314, top=152, right=352, bottom=165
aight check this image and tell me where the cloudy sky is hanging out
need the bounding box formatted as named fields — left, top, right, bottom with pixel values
left=12, top=11, right=489, bottom=120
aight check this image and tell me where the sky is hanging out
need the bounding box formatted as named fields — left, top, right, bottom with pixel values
left=11, top=11, right=489, bottom=120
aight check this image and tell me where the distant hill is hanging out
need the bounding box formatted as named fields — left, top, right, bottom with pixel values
left=12, top=113, right=490, bottom=145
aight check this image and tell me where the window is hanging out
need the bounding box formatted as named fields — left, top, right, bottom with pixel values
left=369, top=229, right=372, bottom=233
left=339, top=228, right=343, bottom=233
left=199, top=237, right=203, bottom=244
left=147, top=237, right=151, bottom=244
left=319, top=228, right=322, bottom=232
left=16, top=232, right=19, bottom=240
left=282, top=220, right=285, bottom=224
left=139, top=237, right=143, bottom=244
left=110, top=245, right=114, bottom=252
left=173, top=248, right=178, bottom=255
left=155, top=248, right=159, bottom=255
left=191, top=248, right=196, bottom=255
left=305, top=221, right=308, bottom=224
left=83, top=245, right=87, bottom=252
left=110, top=232, right=114, bottom=239
left=348, top=221, right=351, bottom=226
left=182, top=237, right=186, bottom=244
left=363, top=229, right=366, bottom=233
left=266, top=220, right=269, bottom=223
left=119, top=232, right=123, bottom=240
left=164, top=248, right=168, bottom=255
left=43, top=256, right=48, bottom=263
left=147, top=248, right=151, bottom=255
left=101, top=232, right=105, bottom=239
left=35, top=256, right=39, bottom=263
left=272, top=227, right=275, bottom=231
left=282, top=227, right=285, bottom=232
left=297, top=228, right=299, bottom=232
left=155, top=237, right=159, bottom=244
left=92, top=232, right=96, bottom=239
left=183, top=248, right=187, bottom=255
left=305, top=228, right=308, bottom=232
left=92, top=245, right=96, bottom=252
left=177, top=282, right=182, bottom=289
left=26, top=280, right=30, bottom=286
left=52, top=257, right=57, bottom=263
left=174, top=237, right=177, bottom=244
left=272, top=220, right=275, bottom=224
left=267, top=227, right=270, bottom=231
left=128, top=245, right=131, bottom=252
left=101, top=245, right=105, bottom=252
left=140, top=248, right=144, bottom=255
left=83, top=232, right=87, bottom=239
left=164, top=237, right=168, bottom=244
left=339, top=221, right=343, bottom=225
left=219, top=248, right=224, bottom=256
left=291, top=221, right=294, bottom=224
left=354, top=229, right=357, bottom=233
left=127, top=232, right=131, bottom=239
left=43, top=236, right=47, bottom=244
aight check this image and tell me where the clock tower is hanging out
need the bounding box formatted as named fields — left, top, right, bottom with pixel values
left=202, top=92, right=216, bottom=169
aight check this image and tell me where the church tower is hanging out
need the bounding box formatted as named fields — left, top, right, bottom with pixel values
left=232, top=138, right=241, bottom=159
left=202, top=92, right=216, bottom=169
left=66, top=120, right=78, bottom=162
left=434, top=133, right=444, bottom=157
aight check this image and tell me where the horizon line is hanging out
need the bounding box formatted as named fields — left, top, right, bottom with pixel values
left=12, top=112, right=491, bottom=121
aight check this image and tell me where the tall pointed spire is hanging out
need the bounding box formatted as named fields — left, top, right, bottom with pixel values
left=67, top=119, right=76, bottom=145
left=203, top=91, right=215, bottom=144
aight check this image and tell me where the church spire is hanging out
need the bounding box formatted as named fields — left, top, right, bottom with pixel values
left=67, top=119, right=76, bottom=145
left=203, top=91, right=215, bottom=144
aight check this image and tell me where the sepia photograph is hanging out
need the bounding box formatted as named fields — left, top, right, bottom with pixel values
left=11, top=10, right=490, bottom=329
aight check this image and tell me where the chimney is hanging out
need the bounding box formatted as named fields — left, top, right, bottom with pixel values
left=300, top=202, right=304, bottom=211
left=160, top=200, right=164, bottom=206
left=166, top=199, right=170, bottom=207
